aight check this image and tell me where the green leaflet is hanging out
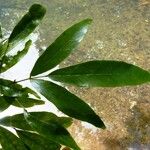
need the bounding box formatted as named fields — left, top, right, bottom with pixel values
left=1, top=40, right=31, bottom=73
left=0, top=78, right=40, bottom=98
left=0, top=84, right=27, bottom=97
left=0, top=93, right=43, bottom=112
left=7, top=4, right=46, bottom=52
left=31, top=19, right=92, bottom=76
left=2, top=96, right=44, bottom=108
left=0, top=79, right=43, bottom=111
left=16, top=130, right=61, bottom=150
left=0, top=78, right=22, bottom=89
left=0, top=96, right=14, bottom=112
left=31, top=79, right=105, bottom=128
left=0, top=112, right=73, bottom=130
left=24, top=110, right=80, bottom=150
left=13, top=97, right=44, bottom=108
left=0, top=126, right=27, bottom=150
left=49, top=60, right=150, bottom=87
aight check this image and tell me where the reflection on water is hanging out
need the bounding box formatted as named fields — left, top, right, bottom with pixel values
left=0, top=0, right=150, bottom=149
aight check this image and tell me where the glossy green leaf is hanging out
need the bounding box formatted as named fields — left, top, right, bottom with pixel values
left=0, top=126, right=27, bottom=150
left=0, top=78, right=40, bottom=98
left=0, top=84, right=26, bottom=97
left=31, top=19, right=92, bottom=76
left=0, top=96, right=14, bottom=112
left=0, top=97, right=10, bottom=112
left=49, top=60, right=150, bottom=87
left=2, top=96, right=44, bottom=108
left=13, top=97, right=44, bottom=108
left=24, top=110, right=80, bottom=150
left=16, top=130, right=61, bottom=150
left=0, top=78, right=22, bottom=89
left=31, top=79, right=105, bottom=128
left=1, top=40, right=31, bottom=73
left=0, top=112, right=73, bottom=130
left=7, top=4, right=46, bottom=51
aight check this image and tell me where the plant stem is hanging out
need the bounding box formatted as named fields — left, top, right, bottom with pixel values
left=14, top=78, right=30, bottom=83
left=14, top=75, right=48, bottom=84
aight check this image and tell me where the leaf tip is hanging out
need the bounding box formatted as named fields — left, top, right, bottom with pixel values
left=91, top=114, right=106, bottom=129
left=29, top=4, right=46, bottom=18
left=85, top=18, right=93, bottom=24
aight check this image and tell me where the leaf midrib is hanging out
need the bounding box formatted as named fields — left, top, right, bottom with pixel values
left=50, top=73, right=130, bottom=77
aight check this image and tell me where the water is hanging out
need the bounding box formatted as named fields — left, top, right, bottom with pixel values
left=0, top=0, right=150, bottom=149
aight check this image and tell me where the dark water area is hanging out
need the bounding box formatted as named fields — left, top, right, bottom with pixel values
left=0, top=0, right=150, bottom=149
